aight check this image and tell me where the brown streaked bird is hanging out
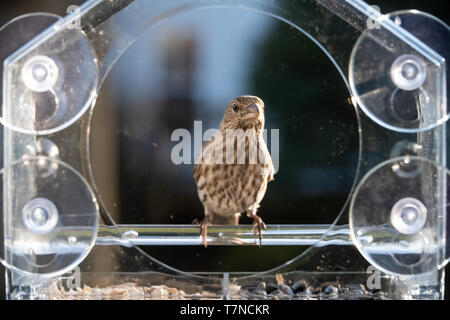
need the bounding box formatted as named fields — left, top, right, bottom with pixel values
left=193, top=95, right=275, bottom=247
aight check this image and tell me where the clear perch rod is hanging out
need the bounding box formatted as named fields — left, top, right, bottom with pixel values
left=96, top=224, right=352, bottom=246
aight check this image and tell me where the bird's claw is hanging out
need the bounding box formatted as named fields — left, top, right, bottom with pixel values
left=251, top=215, right=266, bottom=247
left=193, top=218, right=211, bottom=248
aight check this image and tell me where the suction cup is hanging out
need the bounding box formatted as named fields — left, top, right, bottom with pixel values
left=1, top=156, right=99, bottom=277
left=350, top=10, right=449, bottom=133
left=349, top=156, right=447, bottom=276
left=0, top=12, right=98, bottom=135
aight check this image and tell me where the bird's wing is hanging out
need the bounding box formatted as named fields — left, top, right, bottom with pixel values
left=193, top=163, right=202, bottom=183
left=266, top=160, right=275, bottom=182
left=259, top=139, right=275, bottom=182
left=193, top=133, right=217, bottom=183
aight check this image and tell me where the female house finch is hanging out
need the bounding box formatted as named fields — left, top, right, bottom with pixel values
left=193, top=95, right=274, bottom=247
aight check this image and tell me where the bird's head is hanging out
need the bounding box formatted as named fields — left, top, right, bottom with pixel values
left=220, top=95, right=265, bottom=131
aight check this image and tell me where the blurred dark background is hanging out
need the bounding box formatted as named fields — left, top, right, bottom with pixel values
left=88, top=2, right=358, bottom=275
left=0, top=0, right=448, bottom=299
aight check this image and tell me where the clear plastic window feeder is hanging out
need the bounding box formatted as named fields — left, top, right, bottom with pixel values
left=0, top=0, right=448, bottom=300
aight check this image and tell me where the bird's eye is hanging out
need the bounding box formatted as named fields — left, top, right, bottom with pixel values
left=232, top=104, right=238, bottom=112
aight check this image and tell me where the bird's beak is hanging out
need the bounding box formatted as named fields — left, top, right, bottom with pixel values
left=244, top=103, right=261, bottom=120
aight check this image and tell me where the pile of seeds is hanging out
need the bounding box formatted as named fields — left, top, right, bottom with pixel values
left=43, top=277, right=384, bottom=300
left=44, top=282, right=219, bottom=300
left=236, top=281, right=384, bottom=300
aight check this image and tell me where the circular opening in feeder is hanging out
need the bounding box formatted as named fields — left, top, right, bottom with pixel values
left=87, top=6, right=360, bottom=273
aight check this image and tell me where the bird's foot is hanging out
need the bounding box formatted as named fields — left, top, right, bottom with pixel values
left=250, top=214, right=267, bottom=247
left=193, top=217, right=211, bottom=248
